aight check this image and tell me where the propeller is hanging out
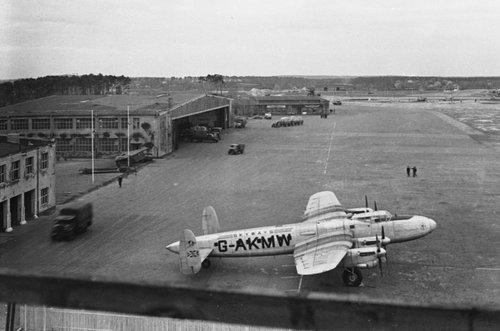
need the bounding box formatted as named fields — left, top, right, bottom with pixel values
left=374, top=201, right=378, bottom=211
left=365, top=195, right=368, bottom=209
left=376, top=234, right=384, bottom=277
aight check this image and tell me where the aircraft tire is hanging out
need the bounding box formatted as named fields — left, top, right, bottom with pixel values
left=202, top=259, right=211, bottom=269
left=342, top=268, right=362, bottom=287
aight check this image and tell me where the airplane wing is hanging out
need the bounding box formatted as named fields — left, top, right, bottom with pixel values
left=294, top=231, right=353, bottom=275
left=303, top=191, right=347, bottom=223
left=199, top=248, right=213, bottom=262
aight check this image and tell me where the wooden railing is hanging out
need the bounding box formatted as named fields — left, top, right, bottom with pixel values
left=1, top=271, right=499, bottom=330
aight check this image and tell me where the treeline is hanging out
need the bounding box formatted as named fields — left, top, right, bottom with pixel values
left=0, top=74, right=131, bottom=107
left=134, top=75, right=500, bottom=92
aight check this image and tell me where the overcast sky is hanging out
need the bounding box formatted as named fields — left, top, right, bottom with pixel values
left=1, top=0, right=499, bottom=79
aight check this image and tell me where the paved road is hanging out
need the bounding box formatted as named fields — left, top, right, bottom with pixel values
left=1, top=103, right=500, bottom=310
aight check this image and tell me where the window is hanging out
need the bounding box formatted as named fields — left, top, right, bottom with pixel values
left=10, top=160, right=20, bottom=181
left=132, top=118, right=140, bottom=129
left=25, top=157, right=34, bottom=175
left=0, top=119, right=7, bottom=131
left=100, top=118, right=119, bottom=129
left=41, top=152, right=49, bottom=169
left=119, top=138, right=129, bottom=152
left=76, top=118, right=92, bottom=129
left=32, top=118, right=51, bottom=130
left=41, top=187, right=49, bottom=205
left=11, top=119, right=29, bottom=130
left=75, top=138, right=92, bottom=152
left=54, top=118, right=73, bottom=129
left=0, top=164, right=5, bottom=183
left=56, top=139, right=73, bottom=152
left=121, top=118, right=129, bottom=129
left=99, top=138, right=118, bottom=152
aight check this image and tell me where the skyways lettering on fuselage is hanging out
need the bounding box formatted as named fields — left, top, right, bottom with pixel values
left=214, top=233, right=293, bottom=252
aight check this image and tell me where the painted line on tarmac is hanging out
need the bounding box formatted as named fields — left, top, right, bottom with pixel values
left=281, top=275, right=301, bottom=279
left=476, top=267, right=500, bottom=271
left=324, top=121, right=336, bottom=175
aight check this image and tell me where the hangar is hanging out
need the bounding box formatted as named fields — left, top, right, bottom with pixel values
left=0, top=93, right=232, bottom=158
left=250, top=95, right=330, bottom=116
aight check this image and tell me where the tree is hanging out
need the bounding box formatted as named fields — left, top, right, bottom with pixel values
left=199, top=74, right=225, bottom=95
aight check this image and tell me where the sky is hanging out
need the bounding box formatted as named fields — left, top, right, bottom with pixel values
left=1, top=0, right=499, bottom=79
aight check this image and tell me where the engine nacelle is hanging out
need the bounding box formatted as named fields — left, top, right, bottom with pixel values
left=342, top=247, right=386, bottom=269
left=354, top=236, right=390, bottom=248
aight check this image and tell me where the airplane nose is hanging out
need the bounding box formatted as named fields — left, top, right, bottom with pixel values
left=428, top=218, right=437, bottom=232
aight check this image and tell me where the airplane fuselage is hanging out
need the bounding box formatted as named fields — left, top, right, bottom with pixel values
left=167, top=216, right=436, bottom=258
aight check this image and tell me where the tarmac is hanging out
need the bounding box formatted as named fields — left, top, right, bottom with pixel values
left=2, top=101, right=500, bottom=317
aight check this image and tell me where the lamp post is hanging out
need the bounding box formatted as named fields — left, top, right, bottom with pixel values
left=127, top=105, right=130, bottom=168
left=91, top=109, right=95, bottom=184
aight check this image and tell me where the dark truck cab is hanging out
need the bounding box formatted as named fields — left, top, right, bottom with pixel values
left=51, top=202, right=93, bottom=240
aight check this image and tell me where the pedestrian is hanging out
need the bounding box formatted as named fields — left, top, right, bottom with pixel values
left=406, top=166, right=410, bottom=177
left=412, top=166, right=417, bottom=177
left=118, top=175, right=123, bottom=188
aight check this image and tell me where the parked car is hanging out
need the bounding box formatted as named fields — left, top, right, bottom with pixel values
left=51, top=201, right=93, bottom=240
left=264, top=113, right=272, bottom=119
left=252, top=115, right=264, bottom=119
left=333, top=100, right=342, bottom=105
left=228, top=143, right=245, bottom=155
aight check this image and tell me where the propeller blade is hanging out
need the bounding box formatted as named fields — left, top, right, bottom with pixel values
left=381, top=226, right=388, bottom=262
left=365, top=195, right=368, bottom=209
left=374, top=201, right=378, bottom=211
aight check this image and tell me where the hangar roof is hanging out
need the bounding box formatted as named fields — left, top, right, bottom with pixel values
left=0, top=92, right=204, bottom=117
left=0, top=135, right=52, bottom=158
left=251, top=95, right=329, bottom=104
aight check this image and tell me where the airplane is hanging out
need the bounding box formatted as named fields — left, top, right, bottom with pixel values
left=166, top=191, right=436, bottom=287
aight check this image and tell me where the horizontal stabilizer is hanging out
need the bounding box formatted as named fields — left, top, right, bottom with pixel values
left=179, top=229, right=201, bottom=274
left=202, top=206, right=220, bottom=235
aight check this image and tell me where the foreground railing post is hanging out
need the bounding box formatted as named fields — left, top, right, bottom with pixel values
left=4, top=302, right=16, bottom=331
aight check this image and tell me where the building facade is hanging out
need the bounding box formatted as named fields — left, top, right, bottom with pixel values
left=0, top=94, right=232, bottom=158
left=0, top=136, right=56, bottom=232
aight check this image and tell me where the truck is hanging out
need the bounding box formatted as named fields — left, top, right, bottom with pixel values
left=234, top=116, right=247, bottom=128
left=51, top=201, right=93, bottom=240
left=190, top=126, right=219, bottom=142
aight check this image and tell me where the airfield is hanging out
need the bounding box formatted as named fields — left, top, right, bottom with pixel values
left=1, top=99, right=500, bottom=314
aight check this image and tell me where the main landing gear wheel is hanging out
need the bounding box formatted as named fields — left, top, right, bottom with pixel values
left=202, top=259, right=211, bottom=269
left=342, top=268, right=363, bottom=287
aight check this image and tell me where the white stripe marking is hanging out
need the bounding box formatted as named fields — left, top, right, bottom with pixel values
left=324, top=122, right=336, bottom=175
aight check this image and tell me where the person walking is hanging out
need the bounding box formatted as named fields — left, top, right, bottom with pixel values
left=118, top=175, right=123, bottom=188
left=406, top=166, right=411, bottom=177
left=412, top=166, right=417, bottom=177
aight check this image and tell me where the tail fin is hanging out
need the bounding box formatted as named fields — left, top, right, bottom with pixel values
left=179, top=229, right=201, bottom=274
left=202, top=206, right=220, bottom=235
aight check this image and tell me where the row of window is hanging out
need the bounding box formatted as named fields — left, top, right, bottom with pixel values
left=55, top=138, right=129, bottom=152
left=0, top=117, right=141, bottom=131
left=0, top=153, right=49, bottom=184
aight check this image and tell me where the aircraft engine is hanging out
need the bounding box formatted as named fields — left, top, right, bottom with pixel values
left=354, top=236, right=390, bottom=248
left=343, top=247, right=386, bottom=269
